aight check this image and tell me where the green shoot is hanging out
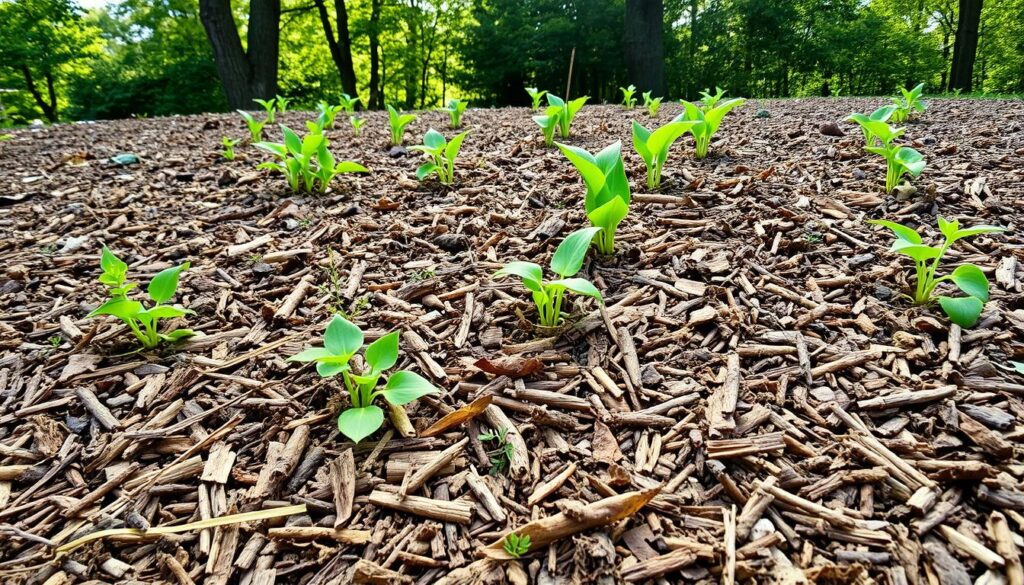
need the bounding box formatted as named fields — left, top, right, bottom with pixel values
left=478, top=427, right=514, bottom=475
left=891, top=83, right=927, bottom=123
left=545, top=94, right=588, bottom=138
left=868, top=217, right=1005, bottom=327
left=254, top=125, right=368, bottom=193
left=288, top=315, right=440, bottom=443
left=237, top=110, right=266, bottom=142
left=847, top=105, right=897, bottom=146
left=339, top=93, right=360, bottom=113
left=316, top=101, right=344, bottom=130
left=253, top=98, right=277, bottom=123
left=494, top=227, right=604, bottom=327
left=503, top=533, right=531, bottom=558
left=533, top=106, right=560, bottom=146
left=555, top=141, right=630, bottom=255
left=525, top=87, right=547, bottom=111
left=275, top=94, right=290, bottom=112
left=699, top=87, right=727, bottom=109
left=676, top=94, right=745, bottom=159
left=387, top=104, right=417, bottom=145
left=443, top=98, right=468, bottom=128
left=845, top=118, right=925, bottom=192
left=88, top=245, right=197, bottom=349
left=350, top=115, right=365, bottom=136
left=642, top=91, right=663, bottom=117
left=632, top=118, right=698, bottom=189
left=620, top=84, right=637, bottom=109
left=410, top=128, right=469, bottom=186
left=221, top=137, right=240, bottom=160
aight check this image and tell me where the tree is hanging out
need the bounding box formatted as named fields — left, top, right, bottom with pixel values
left=624, top=0, right=666, bottom=95
left=199, top=0, right=281, bottom=109
left=314, top=0, right=359, bottom=99
left=949, top=0, right=984, bottom=91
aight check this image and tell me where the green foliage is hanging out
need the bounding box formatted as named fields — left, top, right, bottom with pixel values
left=677, top=95, right=746, bottom=159
left=254, top=125, right=368, bottom=193
left=868, top=217, right=1005, bottom=328
left=387, top=104, right=417, bottom=145
left=845, top=117, right=925, bottom=192
left=642, top=91, right=662, bottom=117
left=891, top=83, right=926, bottom=122
left=288, top=315, right=440, bottom=443
left=699, top=87, right=726, bottom=109
left=253, top=98, right=277, bottom=123
left=88, top=245, right=196, bottom=349
left=532, top=108, right=559, bottom=146
left=237, top=110, right=266, bottom=142
left=494, top=227, right=603, bottom=327
left=555, top=141, right=630, bottom=255
left=478, top=427, right=514, bottom=475
left=503, top=533, right=531, bottom=558
left=443, top=98, right=469, bottom=128
left=316, top=101, right=344, bottom=130
left=525, top=87, right=547, bottom=111
left=350, top=115, right=365, bottom=136
left=221, top=137, right=240, bottom=160
left=339, top=93, right=360, bottom=113
left=620, top=84, right=637, bottom=109
left=847, top=105, right=897, bottom=146
left=411, top=128, right=469, bottom=185
left=632, top=118, right=698, bottom=189
left=545, top=94, right=588, bottom=138
left=275, top=94, right=291, bottom=112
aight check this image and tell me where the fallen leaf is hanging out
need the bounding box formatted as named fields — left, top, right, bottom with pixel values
left=420, top=395, right=493, bottom=437
left=592, top=419, right=622, bottom=462
left=59, top=354, right=103, bottom=382
left=473, top=356, right=543, bottom=378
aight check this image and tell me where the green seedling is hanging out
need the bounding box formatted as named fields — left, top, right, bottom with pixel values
left=676, top=94, right=746, bottom=159
left=275, top=94, right=291, bottom=112
left=478, top=427, right=514, bottom=475
left=632, top=118, right=699, bottom=189
left=288, top=315, right=440, bottom=443
left=845, top=118, right=925, bottom=192
left=699, top=86, right=727, bottom=109
left=443, top=98, right=468, bottom=128
left=868, top=217, right=1005, bottom=327
left=253, top=98, right=277, bottom=123
left=847, top=105, right=897, bottom=146
left=410, top=128, right=469, bottom=186
left=503, top=533, right=531, bottom=558
left=221, top=137, right=240, bottom=160
left=525, top=87, right=547, bottom=111
left=546, top=94, right=588, bottom=138
left=891, top=83, right=927, bottom=123
left=237, top=110, right=266, bottom=142
left=88, top=245, right=196, bottom=349
left=533, top=107, right=561, bottom=146
left=316, top=101, right=344, bottom=130
left=494, top=227, right=604, bottom=327
left=643, top=91, right=663, bottom=117
left=556, top=141, right=630, bottom=255
left=387, top=105, right=417, bottom=145
left=254, top=125, right=368, bottom=193
left=620, top=84, right=637, bottom=109
left=339, top=93, right=360, bottom=113
left=350, top=115, right=365, bottom=136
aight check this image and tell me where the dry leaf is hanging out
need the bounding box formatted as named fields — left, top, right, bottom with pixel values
left=420, top=394, right=493, bottom=437
left=473, top=356, right=543, bottom=378
left=58, top=354, right=103, bottom=382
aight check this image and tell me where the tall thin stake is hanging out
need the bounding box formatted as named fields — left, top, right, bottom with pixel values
left=565, top=47, right=576, bottom=99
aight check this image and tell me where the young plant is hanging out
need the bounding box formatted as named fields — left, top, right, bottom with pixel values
left=350, top=115, right=365, bottom=136
left=845, top=118, right=925, bottom=192
left=533, top=106, right=561, bottom=146
left=676, top=95, right=746, bottom=159
left=699, top=87, right=727, bottom=109
left=620, top=84, right=637, bottom=109
left=632, top=118, right=699, bottom=189
left=88, top=246, right=196, bottom=349
left=443, top=98, right=468, bottom=128
left=237, top=110, right=266, bottom=142
left=221, top=137, right=240, bottom=160
left=386, top=104, right=417, bottom=145
left=275, top=94, right=291, bottom=113
left=410, top=128, right=469, bottom=186
left=494, top=226, right=604, bottom=327
left=316, top=101, right=344, bottom=130
left=339, top=93, right=360, bottom=113
left=555, top=141, right=630, bottom=255
left=525, top=87, right=547, bottom=111
left=254, top=125, right=368, bottom=193
left=546, top=94, right=588, bottom=138
left=642, top=91, right=663, bottom=117
left=253, top=98, right=277, bottom=123
left=868, top=217, right=1005, bottom=327
left=847, top=105, right=897, bottom=146
left=287, top=315, right=440, bottom=443
left=891, top=83, right=927, bottom=123
left=503, top=533, right=531, bottom=559
left=479, top=427, right=514, bottom=475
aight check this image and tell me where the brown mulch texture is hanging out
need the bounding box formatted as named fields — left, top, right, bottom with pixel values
left=1, top=98, right=1023, bottom=584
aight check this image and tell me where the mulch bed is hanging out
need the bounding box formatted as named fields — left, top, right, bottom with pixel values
left=1, top=97, right=1023, bottom=584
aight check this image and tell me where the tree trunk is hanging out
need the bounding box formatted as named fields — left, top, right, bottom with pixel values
left=313, top=0, right=358, bottom=98
left=624, top=0, right=665, bottom=95
left=199, top=0, right=279, bottom=109
left=368, top=0, right=382, bottom=108
left=949, top=0, right=983, bottom=92
left=20, top=65, right=57, bottom=122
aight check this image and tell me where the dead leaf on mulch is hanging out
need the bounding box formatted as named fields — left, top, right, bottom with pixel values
left=473, top=355, right=543, bottom=378
left=420, top=394, right=493, bottom=437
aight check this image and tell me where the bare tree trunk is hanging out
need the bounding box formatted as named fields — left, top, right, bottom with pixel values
left=368, top=0, right=382, bottom=108
left=313, top=0, right=358, bottom=98
left=199, top=0, right=280, bottom=109
left=949, top=0, right=983, bottom=92
left=20, top=65, right=57, bottom=122
left=624, top=0, right=665, bottom=95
